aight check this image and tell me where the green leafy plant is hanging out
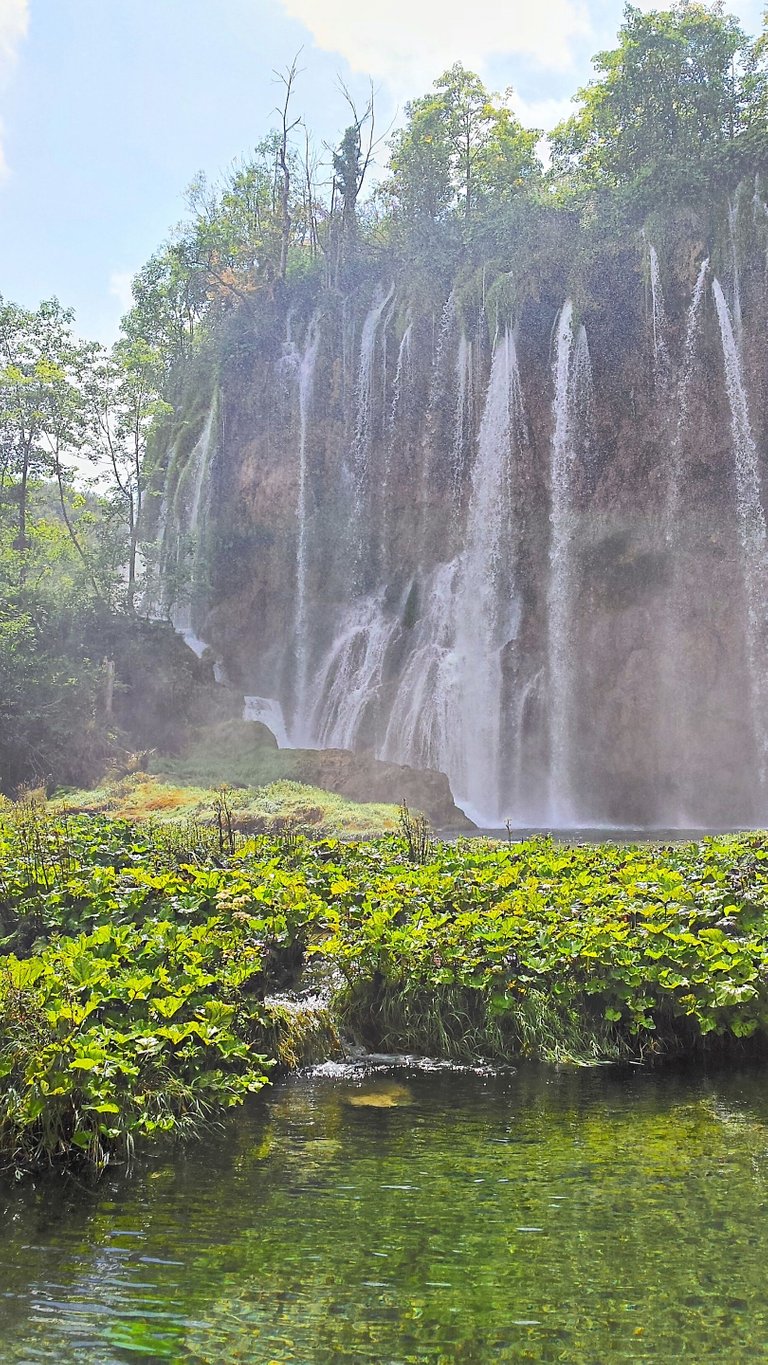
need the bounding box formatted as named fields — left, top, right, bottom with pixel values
left=4, top=803, right=768, bottom=1174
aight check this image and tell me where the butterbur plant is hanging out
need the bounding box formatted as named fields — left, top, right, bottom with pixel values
left=0, top=919, right=273, bottom=1173
left=4, top=804, right=768, bottom=1171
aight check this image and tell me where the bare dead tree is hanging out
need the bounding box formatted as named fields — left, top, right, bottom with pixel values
left=274, top=53, right=303, bottom=282
left=327, top=79, right=392, bottom=285
left=335, top=78, right=377, bottom=230
left=301, top=124, right=321, bottom=258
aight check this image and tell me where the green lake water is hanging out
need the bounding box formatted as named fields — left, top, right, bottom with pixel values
left=2, top=1059, right=768, bottom=1363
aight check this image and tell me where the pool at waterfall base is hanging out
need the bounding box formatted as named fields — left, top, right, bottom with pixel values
left=2, top=1059, right=768, bottom=1362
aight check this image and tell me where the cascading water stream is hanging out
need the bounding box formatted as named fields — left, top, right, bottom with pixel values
left=570, top=323, right=595, bottom=443
left=382, top=331, right=526, bottom=825
left=306, top=593, right=399, bottom=753
left=452, top=330, right=524, bottom=821
left=728, top=199, right=744, bottom=346
left=546, top=302, right=576, bottom=822
left=428, top=295, right=457, bottom=413
left=163, top=403, right=217, bottom=658
left=381, top=561, right=462, bottom=777
left=353, top=286, right=395, bottom=480
left=649, top=244, right=672, bottom=394
left=659, top=258, right=709, bottom=818
left=243, top=695, right=290, bottom=747
left=348, top=285, right=395, bottom=581
left=664, top=259, right=709, bottom=549
left=712, top=277, right=768, bottom=789
left=383, top=319, right=414, bottom=548
left=420, top=293, right=459, bottom=507
left=676, top=260, right=709, bottom=466
left=293, top=318, right=321, bottom=741
left=510, top=670, right=543, bottom=819
left=390, top=322, right=413, bottom=432
left=452, top=334, right=474, bottom=511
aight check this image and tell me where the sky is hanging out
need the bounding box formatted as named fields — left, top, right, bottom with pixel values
left=0, top=0, right=765, bottom=345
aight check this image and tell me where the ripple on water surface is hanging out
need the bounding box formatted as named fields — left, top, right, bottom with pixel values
left=2, top=1062, right=768, bottom=1362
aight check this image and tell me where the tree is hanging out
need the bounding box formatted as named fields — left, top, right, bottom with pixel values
left=326, top=82, right=382, bottom=284
left=121, top=242, right=209, bottom=377
left=0, top=298, right=98, bottom=582
left=275, top=56, right=303, bottom=282
left=388, top=64, right=540, bottom=235
left=388, top=95, right=454, bottom=227
left=549, top=3, right=760, bottom=200
left=300, top=125, right=322, bottom=260
left=82, top=339, right=170, bottom=612
left=0, top=298, right=65, bottom=560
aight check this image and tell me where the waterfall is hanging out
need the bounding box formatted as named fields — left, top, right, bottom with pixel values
left=348, top=286, right=395, bottom=579
left=381, top=561, right=462, bottom=776
left=667, top=275, right=709, bottom=517
left=162, top=403, right=217, bottom=657
left=390, top=322, right=413, bottom=431
left=728, top=199, right=744, bottom=346
left=649, top=244, right=671, bottom=394
left=293, top=317, right=321, bottom=741
left=712, top=277, right=768, bottom=785
left=382, top=331, right=526, bottom=825
left=551, top=304, right=581, bottom=819
left=306, top=593, right=399, bottom=752
left=150, top=205, right=768, bottom=829
left=658, top=258, right=709, bottom=821
left=243, top=695, right=290, bottom=747
left=429, top=294, right=457, bottom=410
left=341, top=295, right=354, bottom=412
left=570, top=323, right=595, bottom=446
left=452, top=335, right=474, bottom=509
left=453, top=330, right=524, bottom=821
left=353, top=285, right=395, bottom=483
left=422, top=293, right=459, bottom=493
left=385, top=322, right=413, bottom=503
left=680, top=262, right=709, bottom=435
left=665, top=258, right=710, bottom=545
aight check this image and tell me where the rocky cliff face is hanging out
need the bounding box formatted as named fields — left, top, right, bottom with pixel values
left=153, top=189, right=768, bottom=827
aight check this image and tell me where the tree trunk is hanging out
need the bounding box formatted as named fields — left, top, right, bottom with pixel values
left=279, top=147, right=291, bottom=282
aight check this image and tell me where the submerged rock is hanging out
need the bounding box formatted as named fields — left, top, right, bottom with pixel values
left=345, top=1081, right=413, bottom=1108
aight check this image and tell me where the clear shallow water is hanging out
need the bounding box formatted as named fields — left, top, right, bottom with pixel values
left=3, top=1061, right=768, bottom=1362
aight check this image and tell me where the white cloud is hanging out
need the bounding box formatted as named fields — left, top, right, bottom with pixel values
left=277, top=0, right=591, bottom=95
left=509, top=92, right=575, bottom=133
left=0, top=0, right=27, bottom=70
left=0, top=0, right=28, bottom=180
left=109, top=270, right=134, bottom=313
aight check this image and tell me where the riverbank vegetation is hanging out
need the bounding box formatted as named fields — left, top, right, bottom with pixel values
left=61, top=772, right=401, bottom=836
left=3, top=799, right=768, bottom=1174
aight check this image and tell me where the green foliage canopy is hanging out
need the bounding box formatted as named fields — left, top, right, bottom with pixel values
left=550, top=2, right=768, bottom=201
left=388, top=62, right=541, bottom=231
